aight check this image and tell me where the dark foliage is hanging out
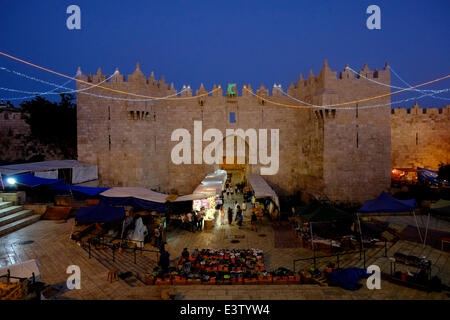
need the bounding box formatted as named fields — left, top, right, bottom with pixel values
left=20, top=94, right=77, bottom=157
left=438, top=163, right=450, bottom=181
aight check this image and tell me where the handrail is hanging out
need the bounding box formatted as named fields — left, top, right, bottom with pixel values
left=0, top=269, right=36, bottom=284
left=293, top=249, right=367, bottom=272
left=84, top=233, right=160, bottom=264
left=87, top=232, right=146, bottom=247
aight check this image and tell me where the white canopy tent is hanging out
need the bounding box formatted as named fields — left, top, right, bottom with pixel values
left=0, top=160, right=99, bottom=184
left=0, top=259, right=41, bottom=283
left=100, top=187, right=169, bottom=203
left=178, top=169, right=227, bottom=200
left=247, top=174, right=280, bottom=209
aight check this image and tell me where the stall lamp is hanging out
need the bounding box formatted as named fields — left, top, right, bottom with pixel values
left=6, top=177, right=16, bottom=185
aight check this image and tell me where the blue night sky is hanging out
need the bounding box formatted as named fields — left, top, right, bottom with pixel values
left=0, top=0, right=449, bottom=107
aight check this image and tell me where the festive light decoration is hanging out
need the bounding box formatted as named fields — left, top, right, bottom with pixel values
left=0, top=51, right=219, bottom=100
left=273, top=85, right=450, bottom=110
left=0, top=66, right=195, bottom=102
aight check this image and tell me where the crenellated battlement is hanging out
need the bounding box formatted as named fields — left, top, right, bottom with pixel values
left=391, top=102, right=450, bottom=117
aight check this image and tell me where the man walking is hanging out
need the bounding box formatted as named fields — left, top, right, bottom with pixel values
left=227, top=207, right=233, bottom=225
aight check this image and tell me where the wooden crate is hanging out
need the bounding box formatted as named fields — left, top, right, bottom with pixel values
left=173, top=278, right=187, bottom=285
left=155, top=278, right=171, bottom=285
left=142, top=275, right=154, bottom=285
left=187, top=279, right=202, bottom=285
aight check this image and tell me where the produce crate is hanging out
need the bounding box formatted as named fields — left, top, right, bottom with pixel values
left=288, top=276, right=302, bottom=284
left=155, top=278, right=171, bottom=285
left=243, top=278, right=258, bottom=285
left=173, top=277, right=187, bottom=285
left=142, top=275, right=155, bottom=285
left=187, top=279, right=202, bottom=285
left=259, top=278, right=273, bottom=285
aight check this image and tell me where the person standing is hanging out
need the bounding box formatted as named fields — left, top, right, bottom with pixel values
left=158, top=248, right=170, bottom=273
left=242, top=201, right=247, bottom=217
left=197, top=207, right=204, bottom=231
left=219, top=206, right=225, bottom=225
left=187, top=211, right=194, bottom=232
left=181, top=247, right=190, bottom=261
left=235, top=205, right=241, bottom=223
left=180, top=213, right=186, bottom=230
left=154, top=226, right=161, bottom=248
left=227, top=207, right=233, bottom=225
left=236, top=205, right=243, bottom=227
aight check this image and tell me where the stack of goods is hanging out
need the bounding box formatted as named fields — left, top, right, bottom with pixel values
left=143, top=267, right=172, bottom=285
left=143, top=249, right=313, bottom=285
left=271, top=267, right=301, bottom=284
left=187, top=249, right=265, bottom=284
left=393, top=252, right=431, bottom=268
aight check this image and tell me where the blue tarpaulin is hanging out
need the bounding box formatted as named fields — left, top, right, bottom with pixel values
left=99, top=187, right=168, bottom=213
left=99, top=196, right=166, bottom=212
left=358, top=191, right=416, bottom=213
left=52, top=184, right=109, bottom=196
left=8, top=173, right=64, bottom=187
left=328, top=268, right=369, bottom=290
left=76, top=201, right=125, bottom=223
left=417, top=167, right=442, bottom=185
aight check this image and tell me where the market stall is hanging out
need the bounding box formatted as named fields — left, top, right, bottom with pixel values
left=171, top=170, right=226, bottom=229
left=357, top=191, right=420, bottom=247
left=99, top=187, right=168, bottom=213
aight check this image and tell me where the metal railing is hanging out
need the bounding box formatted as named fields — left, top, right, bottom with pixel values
left=0, top=269, right=36, bottom=284
left=84, top=233, right=160, bottom=264
left=293, top=249, right=368, bottom=272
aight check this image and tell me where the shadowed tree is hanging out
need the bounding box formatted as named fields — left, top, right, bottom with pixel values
left=20, top=94, right=77, bottom=158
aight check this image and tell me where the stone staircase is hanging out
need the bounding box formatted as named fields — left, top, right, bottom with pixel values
left=0, top=197, right=41, bottom=238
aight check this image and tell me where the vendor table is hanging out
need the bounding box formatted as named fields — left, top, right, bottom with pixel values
left=204, top=219, right=214, bottom=230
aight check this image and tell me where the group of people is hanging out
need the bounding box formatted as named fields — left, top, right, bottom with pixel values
left=224, top=182, right=245, bottom=198
left=153, top=224, right=164, bottom=249
left=180, top=208, right=206, bottom=233
left=218, top=201, right=258, bottom=231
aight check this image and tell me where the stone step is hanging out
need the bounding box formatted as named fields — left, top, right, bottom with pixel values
left=0, top=201, right=13, bottom=210
left=0, top=214, right=41, bottom=238
left=0, top=210, right=33, bottom=227
left=0, top=205, right=23, bottom=219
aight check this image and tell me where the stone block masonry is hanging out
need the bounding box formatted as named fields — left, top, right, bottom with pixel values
left=76, top=60, right=450, bottom=204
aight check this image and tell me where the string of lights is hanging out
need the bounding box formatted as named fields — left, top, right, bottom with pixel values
left=346, top=65, right=450, bottom=102
left=0, top=67, right=195, bottom=101
left=242, top=72, right=450, bottom=109
left=273, top=85, right=449, bottom=110
left=0, top=66, right=116, bottom=100
left=0, top=50, right=449, bottom=107
left=388, top=65, right=450, bottom=101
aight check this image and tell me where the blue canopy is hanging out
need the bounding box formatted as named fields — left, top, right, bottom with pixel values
left=8, top=173, right=64, bottom=187
left=358, top=191, right=416, bottom=213
left=76, top=202, right=125, bottom=223
left=52, top=184, right=109, bottom=196
left=99, top=196, right=166, bottom=212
